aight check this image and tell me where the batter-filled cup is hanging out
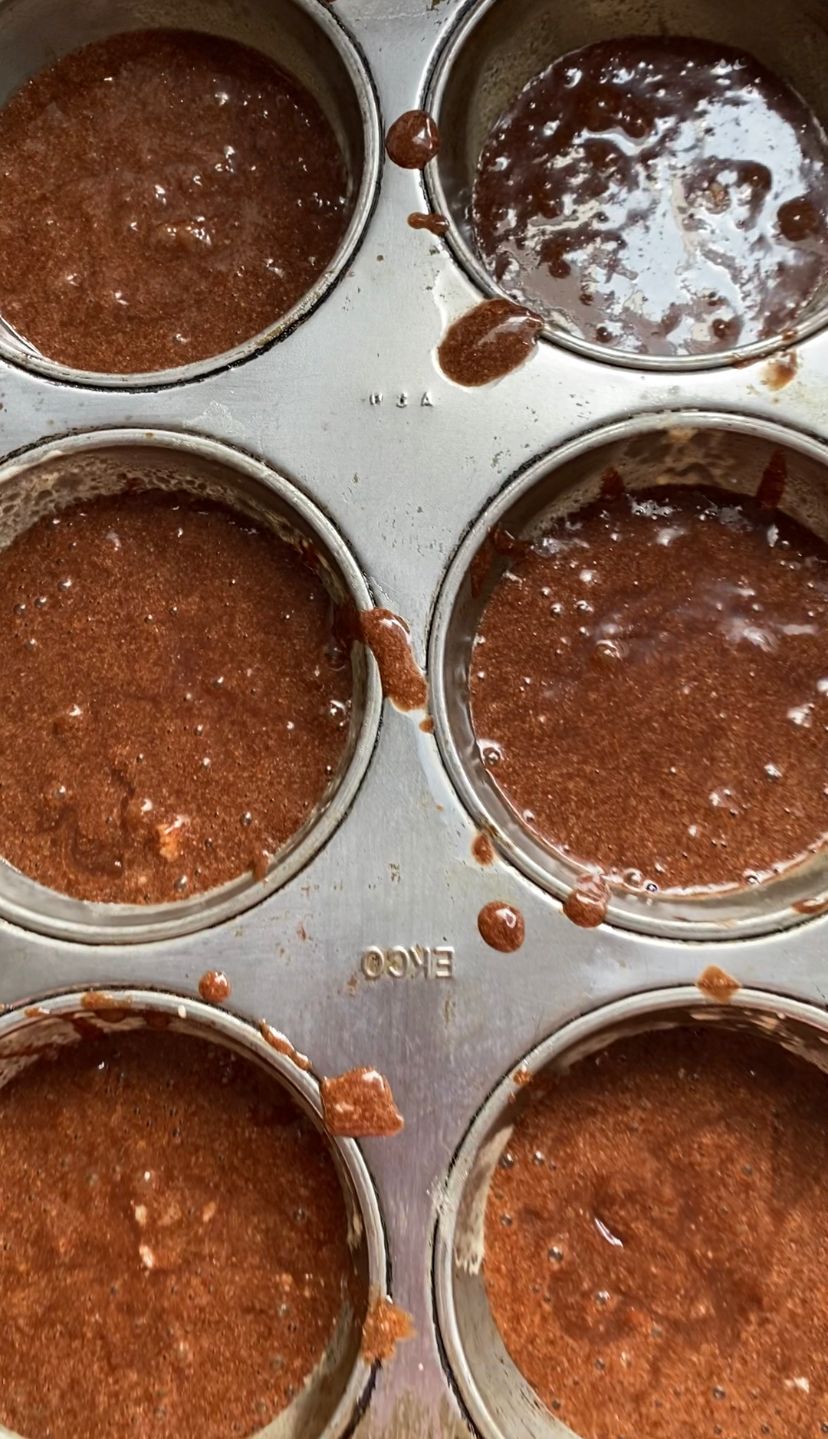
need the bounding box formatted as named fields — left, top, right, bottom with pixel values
left=435, top=990, right=828, bottom=1439
left=0, top=991, right=385, bottom=1439
left=426, top=0, right=828, bottom=367
left=430, top=416, right=828, bottom=937
left=0, top=0, right=379, bottom=384
left=0, top=431, right=380, bottom=943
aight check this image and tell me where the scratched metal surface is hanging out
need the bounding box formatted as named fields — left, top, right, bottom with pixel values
left=0, top=0, right=827, bottom=1436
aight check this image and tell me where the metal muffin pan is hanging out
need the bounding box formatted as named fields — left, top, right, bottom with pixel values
left=1, top=0, right=828, bottom=1435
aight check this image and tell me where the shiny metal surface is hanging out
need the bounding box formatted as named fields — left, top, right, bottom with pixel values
left=0, top=0, right=827, bottom=1435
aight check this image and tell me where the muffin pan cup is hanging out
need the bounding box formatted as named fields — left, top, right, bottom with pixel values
left=0, top=990, right=388, bottom=1439
left=0, top=0, right=381, bottom=388
left=425, top=0, right=828, bottom=371
left=0, top=428, right=382, bottom=944
left=434, top=987, right=828, bottom=1439
left=2, top=0, right=828, bottom=1435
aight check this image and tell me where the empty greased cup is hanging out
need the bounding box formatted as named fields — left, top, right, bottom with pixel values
left=430, top=413, right=828, bottom=939
left=434, top=987, right=828, bottom=1439
left=0, top=430, right=381, bottom=943
left=0, top=0, right=380, bottom=386
left=0, top=990, right=387, bottom=1439
left=425, top=0, right=828, bottom=368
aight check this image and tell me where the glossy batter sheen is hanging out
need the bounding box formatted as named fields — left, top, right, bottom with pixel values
left=0, top=30, right=351, bottom=373
left=0, top=490, right=352, bottom=903
left=0, top=1030, right=357, bottom=1439
left=472, top=38, right=828, bottom=355
left=470, top=483, right=828, bottom=892
left=486, top=1027, right=828, bottom=1439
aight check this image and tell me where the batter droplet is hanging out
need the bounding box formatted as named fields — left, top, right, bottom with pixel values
left=437, top=299, right=542, bottom=387
left=359, top=608, right=427, bottom=712
left=478, top=900, right=525, bottom=951
left=563, top=873, right=610, bottom=928
left=407, top=210, right=449, bottom=237
left=385, top=110, right=440, bottom=168
left=197, top=970, right=231, bottom=1004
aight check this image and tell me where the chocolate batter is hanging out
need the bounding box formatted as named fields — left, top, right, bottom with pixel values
left=321, top=1067, right=404, bottom=1137
left=471, top=482, right=828, bottom=892
left=563, top=874, right=610, bottom=929
left=359, top=609, right=427, bottom=711
left=0, top=30, right=351, bottom=373
left=385, top=110, right=440, bottom=169
left=696, top=964, right=740, bottom=1001
left=260, top=1021, right=311, bottom=1072
left=0, top=1029, right=357, bottom=1439
left=0, top=490, right=352, bottom=903
left=472, top=39, right=828, bottom=356
left=197, top=970, right=230, bottom=1004
left=361, top=1296, right=414, bottom=1363
left=477, top=900, right=526, bottom=952
left=437, top=298, right=542, bottom=386
left=408, top=211, right=449, bottom=237
left=486, top=1026, right=828, bottom=1439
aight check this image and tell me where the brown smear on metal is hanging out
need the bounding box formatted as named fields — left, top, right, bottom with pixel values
left=437, top=299, right=542, bottom=388
left=756, top=447, right=787, bottom=508
left=361, top=1294, right=415, bottom=1363
left=600, top=466, right=625, bottom=500
left=469, top=526, right=531, bottom=597
left=762, top=351, right=799, bottom=390
left=696, top=964, right=740, bottom=1001
left=259, top=1020, right=310, bottom=1072
left=321, top=1066, right=404, bottom=1137
left=359, top=609, right=427, bottom=712
left=793, top=894, right=828, bottom=915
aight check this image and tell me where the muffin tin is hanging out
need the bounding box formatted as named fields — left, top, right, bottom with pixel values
left=2, top=0, right=828, bottom=1436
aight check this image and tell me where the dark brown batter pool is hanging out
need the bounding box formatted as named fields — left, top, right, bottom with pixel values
left=486, top=1026, right=828, bottom=1439
left=0, top=30, right=351, bottom=373
left=0, top=1028, right=357, bottom=1439
left=470, top=480, right=828, bottom=893
left=0, top=489, right=353, bottom=903
left=472, top=38, right=828, bottom=356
